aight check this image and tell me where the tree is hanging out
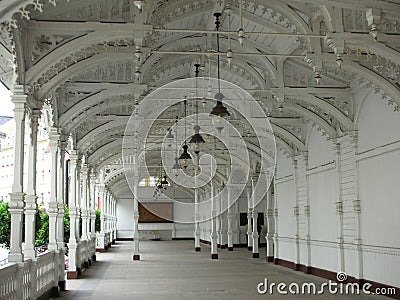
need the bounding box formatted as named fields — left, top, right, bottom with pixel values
left=35, top=209, right=49, bottom=247
left=95, top=209, right=101, bottom=232
left=0, top=201, right=11, bottom=248
left=64, top=205, right=70, bottom=244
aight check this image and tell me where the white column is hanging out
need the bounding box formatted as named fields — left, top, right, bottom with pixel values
left=194, top=180, right=201, bottom=251
left=100, top=187, right=106, bottom=233
left=48, top=128, right=59, bottom=251
left=251, top=176, right=259, bottom=258
left=133, top=176, right=140, bottom=260
left=273, top=170, right=279, bottom=261
left=113, top=197, right=117, bottom=242
left=217, top=188, right=223, bottom=248
left=80, top=162, right=89, bottom=241
left=265, top=186, right=274, bottom=261
left=246, top=186, right=253, bottom=251
left=90, top=172, right=97, bottom=260
left=232, top=199, right=240, bottom=245
left=24, top=109, right=40, bottom=259
left=210, top=184, right=218, bottom=259
left=8, top=85, right=27, bottom=263
left=67, top=150, right=79, bottom=278
left=111, top=197, right=116, bottom=244
left=227, top=184, right=234, bottom=251
left=56, top=136, right=67, bottom=250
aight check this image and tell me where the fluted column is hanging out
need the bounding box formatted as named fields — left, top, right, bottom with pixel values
left=67, top=150, right=79, bottom=278
left=8, top=85, right=27, bottom=263
left=227, top=184, right=234, bottom=251
left=133, top=176, right=140, bottom=260
left=246, top=186, right=253, bottom=251
left=24, top=109, right=40, bottom=259
left=48, top=128, right=59, bottom=251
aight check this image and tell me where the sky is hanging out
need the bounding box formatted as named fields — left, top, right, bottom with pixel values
left=0, top=83, right=13, bottom=117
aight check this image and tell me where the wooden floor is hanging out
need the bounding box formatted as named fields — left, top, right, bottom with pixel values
left=56, top=240, right=388, bottom=300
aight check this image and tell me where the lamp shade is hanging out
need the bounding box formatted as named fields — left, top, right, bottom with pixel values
left=178, top=144, right=192, bottom=169
left=189, top=125, right=205, bottom=154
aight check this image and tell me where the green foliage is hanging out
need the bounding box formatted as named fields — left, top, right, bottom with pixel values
left=35, top=210, right=49, bottom=247
left=0, top=201, right=11, bottom=248
left=95, top=209, right=101, bottom=232
left=64, top=205, right=70, bottom=244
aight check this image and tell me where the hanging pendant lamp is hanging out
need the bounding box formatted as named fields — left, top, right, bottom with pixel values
left=179, top=99, right=192, bottom=169
left=210, top=12, right=230, bottom=133
left=189, top=63, right=205, bottom=155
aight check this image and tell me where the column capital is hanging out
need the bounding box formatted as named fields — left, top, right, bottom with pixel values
left=81, top=163, right=89, bottom=175
left=70, top=150, right=79, bottom=162
left=11, top=85, right=28, bottom=106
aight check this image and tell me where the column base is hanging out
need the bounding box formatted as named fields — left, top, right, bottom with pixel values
left=96, top=248, right=106, bottom=252
left=58, top=280, right=66, bottom=291
left=217, top=244, right=221, bottom=248
left=266, top=256, right=274, bottom=262
left=228, top=247, right=233, bottom=251
left=247, top=246, right=252, bottom=251
left=211, top=254, right=218, bottom=259
left=252, top=253, right=260, bottom=258
left=92, top=254, right=97, bottom=261
left=67, top=271, right=78, bottom=279
left=133, top=254, right=140, bottom=260
left=195, top=247, right=201, bottom=252
left=220, top=244, right=227, bottom=249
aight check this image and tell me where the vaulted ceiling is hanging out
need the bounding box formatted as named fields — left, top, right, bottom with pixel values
left=0, top=0, right=399, bottom=197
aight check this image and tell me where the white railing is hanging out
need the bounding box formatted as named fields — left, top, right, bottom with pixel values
left=0, top=263, right=18, bottom=299
left=0, top=252, right=59, bottom=300
left=36, top=251, right=56, bottom=298
left=22, top=259, right=34, bottom=300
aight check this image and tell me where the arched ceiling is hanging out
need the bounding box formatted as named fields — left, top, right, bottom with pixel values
left=0, top=0, right=399, bottom=196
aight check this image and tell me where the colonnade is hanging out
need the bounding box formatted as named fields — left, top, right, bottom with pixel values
left=6, top=87, right=117, bottom=286
left=191, top=177, right=274, bottom=260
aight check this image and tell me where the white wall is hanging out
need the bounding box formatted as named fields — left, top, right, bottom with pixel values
left=307, top=126, right=338, bottom=271
left=273, top=87, right=400, bottom=289
left=356, top=90, right=400, bottom=288
left=116, top=197, right=134, bottom=238
left=275, top=151, right=296, bottom=262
